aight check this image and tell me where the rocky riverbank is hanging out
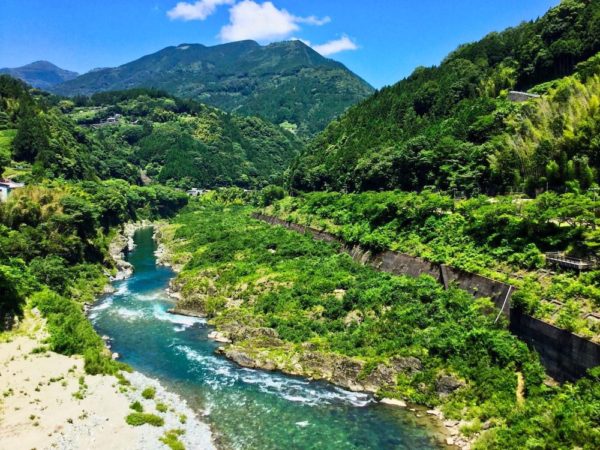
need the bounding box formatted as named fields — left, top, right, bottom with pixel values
left=108, top=221, right=156, bottom=282
left=212, top=327, right=471, bottom=449
left=152, top=226, right=471, bottom=449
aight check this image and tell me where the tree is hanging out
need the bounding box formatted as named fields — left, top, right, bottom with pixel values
left=12, top=113, right=49, bottom=162
left=0, top=265, right=25, bottom=330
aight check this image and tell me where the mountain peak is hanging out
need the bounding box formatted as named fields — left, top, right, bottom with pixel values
left=51, top=40, right=374, bottom=135
left=0, top=61, right=79, bottom=89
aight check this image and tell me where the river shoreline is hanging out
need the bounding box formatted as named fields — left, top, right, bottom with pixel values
left=101, top=222, right=217, bottom=449
left=153, top=222, right=468, bottom=449
left=0, top=310, right=215, bottom=450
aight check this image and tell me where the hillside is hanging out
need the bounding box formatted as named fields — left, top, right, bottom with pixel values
left=0, top=76, right=303, bottom=188
left=0, top=61, right=79, bottom=90
left=289, top=0, right=600, bottom=194
left=50, top=40, right=375, bottom=136
left=68, top=89, right=304, bottom=188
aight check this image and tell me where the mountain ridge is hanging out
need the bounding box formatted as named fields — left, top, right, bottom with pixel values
left=0, top=60, right=79, bottom=90
left=289, top=0, right=600, bottom=194
left=50, top=40, right=374, bottom=136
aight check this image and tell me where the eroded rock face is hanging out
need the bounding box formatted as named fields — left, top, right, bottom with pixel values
left=330, top=357, right=366, bottom=391
left=224, top=325, right=282, bottom=346
left=362, top=364, right=397, bottom=392
left=390, top=356, right=423, bottom=375
left=298, top=351, right=333, bottom=378
left=218, top=348, right=257, bottom=368
left=436, top=374, right=465, bottom=395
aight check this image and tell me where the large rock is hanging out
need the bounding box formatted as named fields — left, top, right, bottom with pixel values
left=225, top=325, right=282, bottom=346
left=390, top=356, right=423, bottom=375
left=362, top=364, right=397, bottom=392
left=331, top=357, right=366, bottom=391
left=220, top=348, right=257, bottom=368
left=436, top=374, right=465, bottom=396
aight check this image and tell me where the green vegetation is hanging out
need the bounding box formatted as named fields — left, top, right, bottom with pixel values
left=50, top=40, right=374, bottom=136
left=0, top=181, right=187, bottom=333
left=130, top=401, right=143, bottom=413
left=1, top=75, right=304, bottom=189
left=31, top=289, right=124, bottom=374
left=0, top=75, right=188, bottom=375
left=68, top=89, right=304, bottom=189
left=162, top=198, right=599, bottom=449
left=125, top=412, right=164, bottom=427
left=156, top=402, right=168, bottom=413
left=290, top=0, right=600, bottom=195
left=0, top=75, right=96, bottom=180
left=266, top=190, right=600, bottom=339
left=141, top=387, right=156, bottom=400
left=160, top=429, right=186, bottom=450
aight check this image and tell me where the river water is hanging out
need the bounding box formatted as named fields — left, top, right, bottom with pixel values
left=90, top=227, right=443, bottom=449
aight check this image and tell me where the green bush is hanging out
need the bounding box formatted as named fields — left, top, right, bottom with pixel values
left=130, top=401, right=143, bottom=413
left=141, top=387, right=156, bottom=399
left=160, top=429, right=186, bottom=450
left=125, top=412, right=164, bottom=427
left=156, top=402, right=168, bottom=413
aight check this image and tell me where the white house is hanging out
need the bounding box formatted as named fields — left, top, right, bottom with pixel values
left=186, top=188, right=206, bottom=197
left=0, top=179, right=24, bottom=202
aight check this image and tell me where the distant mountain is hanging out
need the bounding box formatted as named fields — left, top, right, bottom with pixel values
left=51, top=40, right=374, bottom=136
left=0, top=61, right=79, bottom=89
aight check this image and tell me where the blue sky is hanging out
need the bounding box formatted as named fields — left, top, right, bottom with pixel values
left=0, top=0, right=560, bottom=88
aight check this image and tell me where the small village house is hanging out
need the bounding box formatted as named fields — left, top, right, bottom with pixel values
left=0, top=179, right=24, bottom=202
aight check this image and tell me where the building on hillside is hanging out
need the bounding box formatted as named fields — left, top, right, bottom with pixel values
left=186, top=188, right=206, bottom=197
left=0, top=179, right=24, bottom=202
left=507, top=91, right=541, bottom=102
left=545, top=252, right=595, bottom=271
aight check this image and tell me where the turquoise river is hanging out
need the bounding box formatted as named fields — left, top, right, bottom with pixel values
left=90, top=227, right=444, bottom=449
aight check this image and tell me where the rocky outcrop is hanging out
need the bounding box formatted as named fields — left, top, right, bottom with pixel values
left=213, top=337, right=426, bottom=395
left=390, top=356, right=423, bottom=375
left=167, top=308, right=206, bottom=319
left=436, top=374, right=465, bottom=396
left=108, top=231, right=133, bottom=281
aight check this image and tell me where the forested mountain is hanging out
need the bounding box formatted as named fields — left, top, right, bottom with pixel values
left=289, top=0, right=600, bottom=195
left=0, top=61, right=79, bottom=90
left=69, top=89, right=304, bottom=188
left=0, top=76, right=303, bottom=188
left=0, top=75, right=99, bottom=180
left=50, top=40, right=374, bottom=136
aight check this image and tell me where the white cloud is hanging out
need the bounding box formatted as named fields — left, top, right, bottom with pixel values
left=219, top=1, right=329, bottom=42
left=167, top=0, right=234, bottom=21
left=296, top=15, right=331, bottom=26
left=311, top=35, right=358, bottom=56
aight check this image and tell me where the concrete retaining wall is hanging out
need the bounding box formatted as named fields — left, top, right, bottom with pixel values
left=252, top=213, right=600, bottom=381
left=253, top=214, right=511, bottom=314
left=510, top=310, right=600, bottom=381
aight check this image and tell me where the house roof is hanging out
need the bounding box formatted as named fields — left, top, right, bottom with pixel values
left=0, top=179, right=25, bottom=188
